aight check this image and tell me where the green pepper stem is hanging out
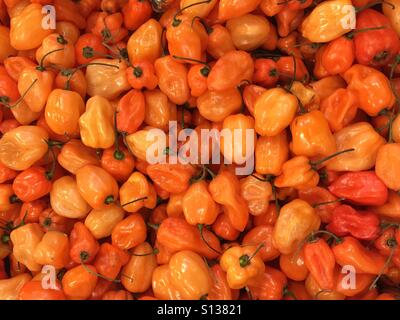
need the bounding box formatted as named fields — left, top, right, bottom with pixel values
left=310, top=148, right=355, bottom=168
left=120, top=196, right=148, bottom=208
left=80, top=260, right=121, bottom=283
left=113, top=111, right=125, bottom=160
left=172, top=0, right=212, bottom=26
left=45, top=145, right=57, bottom=181
left=369, top=246, right=396, bottom=290
left=64, top=62, right=119, bottom=90
left=198, top=224, right=222, bottom=255
left=239, top=243, right=265, bottom=267
left=4, top=79, right=38, bottom=109
left=147, top=222, right=160, bottom=230
left=345, top=26, right=387, bottom=39
left=356, top=0, right=394, bottom=12
left=37, top=48, right=65, bottom=71
left=313, top=198, right=345, bottom=208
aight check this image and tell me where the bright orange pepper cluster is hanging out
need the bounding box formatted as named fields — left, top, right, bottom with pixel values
left=0, top=0, right=400, bottom=301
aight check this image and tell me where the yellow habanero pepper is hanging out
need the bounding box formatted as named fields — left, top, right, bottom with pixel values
left=10, top=223, right=44, bottom=272
left=326, top=122, right=385, bottom=172
left=79, top=96, right=115, bottom=149
left=0, top=126, right=49, bottom=171
left=220, top=245, right=265, bottom=289
left=127, top=19, right=163, bottom=64
left=45, top=89, right=85, bottom=136
left=272, top=199, right=321, bottom=254
left=300, top=0, right=353, bottom=43
left=85, top=59, right=130, bottom=100
left=254, top=88, right=298, bottom=137
left=9, top=4, right=54, bottom=50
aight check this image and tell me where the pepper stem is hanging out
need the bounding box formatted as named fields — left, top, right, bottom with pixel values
left=313, top=198, right=345, bottom=208
left=147, top=222, right=160, bottom=230
left=355, top=0, right=395, bottom=12
left=345, top=26, right=387, bottom=39
left=64, top=62, right=120, bottom=90
left=37, top=48, right=65, bottom=71
left=80, top=259, right=121, bottom=283
left=283, top=285, right=298, bottom=300
left=239, top=243, right=265, bottom=268
left=310, top=148, right=355, bottom=168
left=369, top=246, right=396, bottom=290
left=45, top=145, right=57, bottom=181
left=113, top=111, right=125, bottom=160
left=0, top=79, right=38, bottom=109
left=288, top=54, right=297, bottom=91
left=120, top=196, right=148, bottom=207
left=198, top=224, right=222, bottom=255
left=172, top=0, right=212, bottom=26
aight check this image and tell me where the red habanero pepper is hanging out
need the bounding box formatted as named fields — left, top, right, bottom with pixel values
left=303, top=237, right=336, bottom=290
left=326, top=205, right=380, bottom=240
left=328, top=171, right=388, bottom=206
left=354, top=9, right=400, bottom=67
left=332, top=236, right=387, bottom=275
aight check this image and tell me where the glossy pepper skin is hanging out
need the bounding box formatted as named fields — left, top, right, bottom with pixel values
left=247, top=266, right=287, bottom=300
left=342, top=64, right=395, bottom=116
left=375, top=143, right=400, bottom=191
left=290, top=110, right=336, bottom=158
left=303, top=238, right=336, bottom=290
left=322, top=36, right=354, bottom=75
left=254, top=88, right=298, bottom=137
left=154, top=55, right=190, bottom=105
left=127, top=19, right=163, bottom=63
left=0, top=126, right=49, bottom=171
left=320, top=88, right=358, bottom=132
left=156, top=217, right=222, bottom=260
left=119, top=171, right=156, bottom=212
left=327, top=205, right=380, bottom=240
left=45, top=89, right=85, bottom=136
left=332, top=237, right=387, bottom=275
left=75, top=165, right=119, bottom=210
left=9, top=4, right=53, bottom=50
left=168, top=250, right=213, bottom=300
left=328, top=171, right=388, bottom=206
left=220, top=245, right=265, bottom=289
left=255, top=131, right=289, bottom=176
left=69, top=221, right=100, bottom=264
left=207, top=50, right=254, bottom=91
left=33, top=231, right=70, bottom=269
left=300, top=0, right=353, bottom=43
left=274, top=156, right=320, bottom=190
left=116, top=89, right=145, bottom=135
left=79, top=96, right=115, bottom=149
left=326, top=122, right=385, bottom=172
left=209, top=170, right=249, bottom=232
left=10, top=223, right=44, bottom=272
left=182, top=180, right=219, bottom=226
left=354, top=9, right=400, bottom=67
left=18, top=66, right=55, bottom=113
left=12, top=167, right=52, bottom=203
left=273, top=199, right=321, bottom=254
left=121, top=242, right=157, bottom=293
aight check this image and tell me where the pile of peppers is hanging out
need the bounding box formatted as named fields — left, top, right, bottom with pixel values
left=0, top=0, right=400, bottom=300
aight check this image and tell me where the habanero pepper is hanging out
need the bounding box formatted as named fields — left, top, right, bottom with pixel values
left=354, top=9, right=400, bottom=67
left=328, top=171, right=388, bottom=206
left=332, top=236, right=387, bottom=275
left=220, top=244, right=265, bottom=290
left=327, top=204, right=380, bottom=241
left=303, top=237, right=336, bottom=290
left=209, top=169, right=249, bottom=232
